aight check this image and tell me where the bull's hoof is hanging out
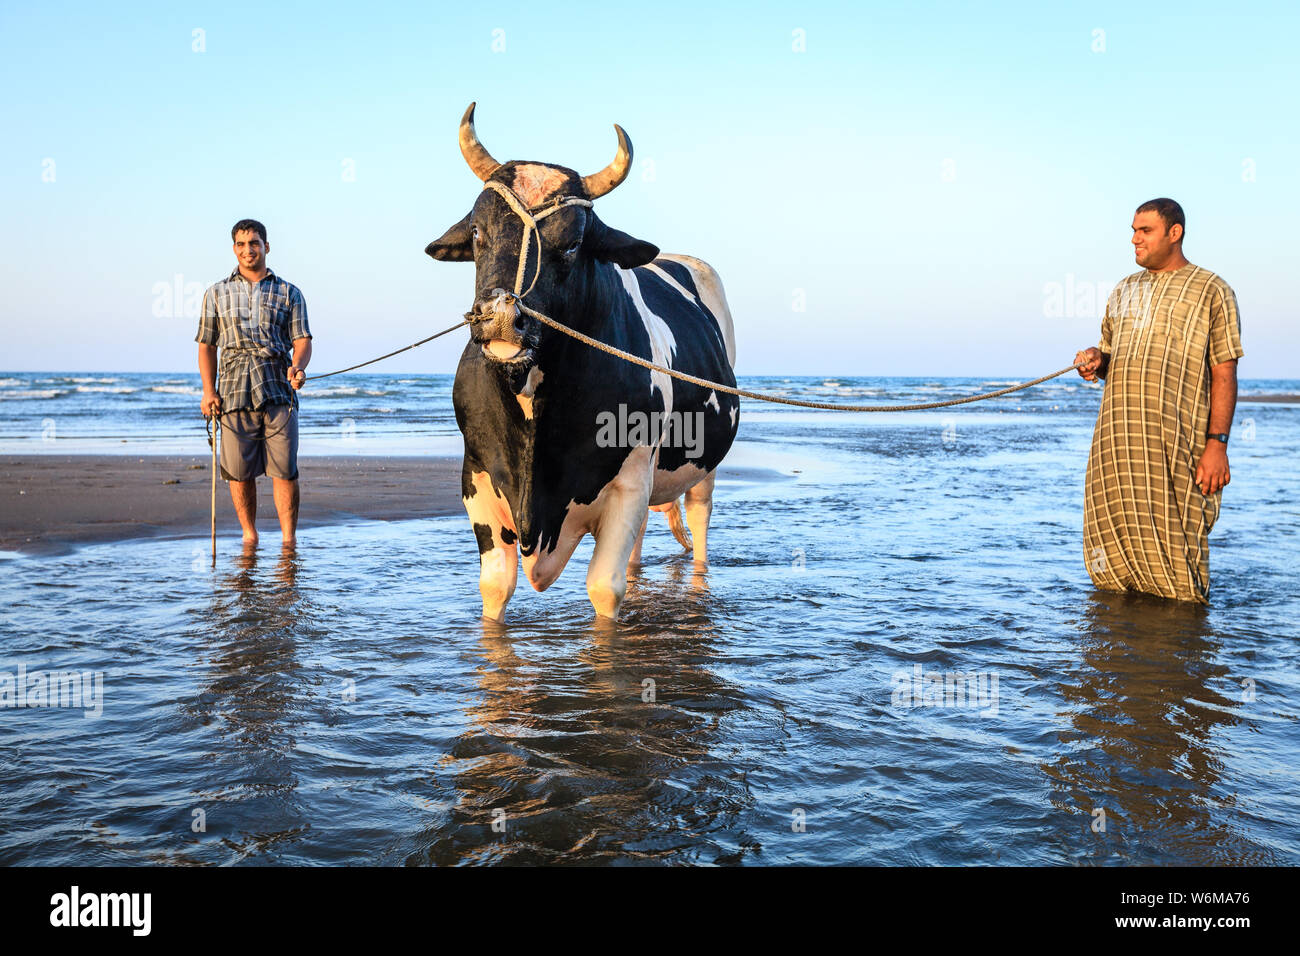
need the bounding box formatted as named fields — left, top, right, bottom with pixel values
left=480, top=600, right=509, bottom=623
left=587, top=581, right=626, bottom=620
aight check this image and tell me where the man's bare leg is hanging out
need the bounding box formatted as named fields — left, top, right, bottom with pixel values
left=229, top=479, right=258, bottom=545
left=272, top=477, right=300, bottom=547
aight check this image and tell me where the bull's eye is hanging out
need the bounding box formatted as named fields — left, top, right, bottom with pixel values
left=472, top=225, right=481, bottom=244
left=563, top=239, right=581, bottom=256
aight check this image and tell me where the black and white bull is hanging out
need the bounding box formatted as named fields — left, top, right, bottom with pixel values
left=425, top=103, right=739, bottom=621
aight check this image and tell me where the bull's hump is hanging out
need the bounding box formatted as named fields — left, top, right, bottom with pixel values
left=510, top=164, right=573, bottom=206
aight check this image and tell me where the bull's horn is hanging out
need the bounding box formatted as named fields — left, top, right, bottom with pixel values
left=581, top=124, right=633, bottom=199
left=459, top=102, right=501, bottom=181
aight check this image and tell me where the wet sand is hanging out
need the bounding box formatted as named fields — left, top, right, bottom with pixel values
left=0, top=455, right=465, bottom=555
left=0, top=455, right=786, bottom=556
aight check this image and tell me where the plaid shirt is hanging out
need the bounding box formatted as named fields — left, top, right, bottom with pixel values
left=195, top=268, right=311, bottom=412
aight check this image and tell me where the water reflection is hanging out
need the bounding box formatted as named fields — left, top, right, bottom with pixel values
left=182, top=545, right=313, bottom=862
left=414, top=559, right=758, bottom=865
left=1045, top=591, right=1274, bottom=864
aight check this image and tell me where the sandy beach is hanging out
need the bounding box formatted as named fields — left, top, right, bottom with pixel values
left=0, top=455, right=465, bottom=555
left=0, top=454, right=784, bottom=556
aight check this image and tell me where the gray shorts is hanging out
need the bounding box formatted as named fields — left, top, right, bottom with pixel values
left=219, top=404, right=299, bottom=481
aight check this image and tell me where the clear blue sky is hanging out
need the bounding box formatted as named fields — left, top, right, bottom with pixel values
left=2, top=0, right=1296, bottom=376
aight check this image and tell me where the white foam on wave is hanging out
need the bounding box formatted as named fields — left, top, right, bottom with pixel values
left=149, top=385, right=201, bottom=395
left=1, top=389, right=70, bottom=400
left=804, top=382, right=884, bottom=397
left=312, top=386, right=389, bottom=398
left=75, top=385, right=137, bottom=393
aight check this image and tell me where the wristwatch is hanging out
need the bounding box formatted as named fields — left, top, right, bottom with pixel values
left=1206, top=432, right=1229, bottom=444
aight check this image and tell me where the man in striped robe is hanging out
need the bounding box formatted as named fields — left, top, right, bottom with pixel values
left=1074, top=198, right=1243, bottom=604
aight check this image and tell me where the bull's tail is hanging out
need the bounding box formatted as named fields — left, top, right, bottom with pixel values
left=662, top=497, right=692, bottom=551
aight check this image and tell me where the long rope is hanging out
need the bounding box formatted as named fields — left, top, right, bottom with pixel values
left=517, top=302, right=1082, bottom=412
left=291, top=298, right=1078, bottom=412
left=305, top=318, right=471, bottom=380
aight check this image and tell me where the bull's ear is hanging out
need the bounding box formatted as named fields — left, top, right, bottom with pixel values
left=425, top=214, right=473, bottom=261
left=586, top=216, right=659, bottom=268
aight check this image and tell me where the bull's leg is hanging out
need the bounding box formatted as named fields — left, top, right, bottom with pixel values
left=587, top=453, right=654, bottom=619
left=684, top=470, right=717, bottom=564
left=627, top=511, right=649, bottom=576
left=464, top=470, right=518, bottom=622
left=587, top=498, right=647, bottom=617
left=476, top=529, right=518, bottom=622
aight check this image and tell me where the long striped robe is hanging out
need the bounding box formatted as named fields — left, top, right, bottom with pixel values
left=1083, top=263, right=1243, bottom=604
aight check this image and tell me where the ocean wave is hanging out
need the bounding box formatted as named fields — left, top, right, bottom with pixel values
left=74, top=385, right=137, bottom=393
left=310, top=386, right=390, bottom=398
left=0, top=389, right=70, bottom=400
left=148, top=385, right=201, bottom=395
left=984, top=379, right=1080, bottom=390
left=0, top=378, right=26, bottom=387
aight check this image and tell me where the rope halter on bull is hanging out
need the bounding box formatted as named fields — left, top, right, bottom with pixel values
left=480, top=180, right=592, bottom=301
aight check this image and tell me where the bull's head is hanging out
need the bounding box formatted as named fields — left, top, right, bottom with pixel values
left=426, top=103, right=659, bottom=367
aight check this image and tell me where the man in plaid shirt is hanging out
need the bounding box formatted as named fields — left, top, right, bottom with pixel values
left=197, top=219, right=313, bottom=548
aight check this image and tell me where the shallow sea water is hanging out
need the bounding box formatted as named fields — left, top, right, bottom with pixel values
left=1, top=376, right=1297, bottom=865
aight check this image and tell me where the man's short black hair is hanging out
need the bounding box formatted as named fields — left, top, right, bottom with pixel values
left=231, top=219, right=267, bottom=243
left=1135, top=198, right=1185, bottom=237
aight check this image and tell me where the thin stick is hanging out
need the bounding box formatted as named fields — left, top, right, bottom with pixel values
left=208, top=415, right=218, bottom=567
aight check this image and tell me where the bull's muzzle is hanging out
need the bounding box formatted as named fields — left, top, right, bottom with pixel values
left=468, top=290, right=536, bottom=363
